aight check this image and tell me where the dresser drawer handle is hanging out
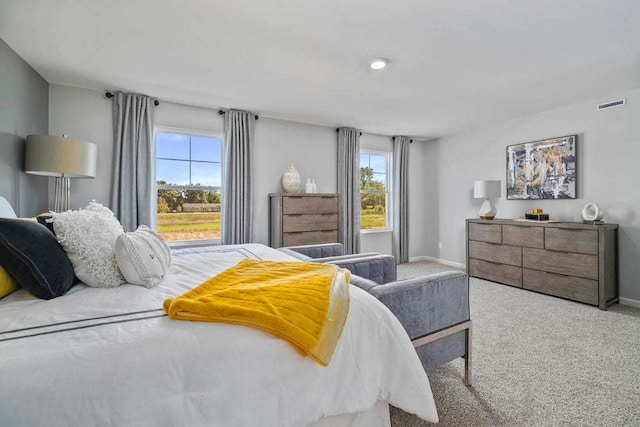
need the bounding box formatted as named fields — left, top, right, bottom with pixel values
left=545, top=248, right=570, bottom=254
left=542, top=270, right=571, bottom=278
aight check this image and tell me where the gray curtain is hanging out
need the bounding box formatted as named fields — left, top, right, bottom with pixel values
left=337, top=128, right=361, bottom=254
left=392, top=136, right=410, bottom=263
left=110, top=92, right=154, bottom=232
left=222, top=109, right=256, bottom=245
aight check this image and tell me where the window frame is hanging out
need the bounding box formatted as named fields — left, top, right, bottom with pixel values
left=359, top=149, right=393, bottom=234
left=153, top=126, right=225, bottom=247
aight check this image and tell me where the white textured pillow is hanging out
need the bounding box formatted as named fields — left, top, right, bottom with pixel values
left=52, top=201, right=126, bottom=288
left=115, top=225, right=171, bottom=288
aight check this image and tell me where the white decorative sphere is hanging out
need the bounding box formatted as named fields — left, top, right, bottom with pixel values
left=282, top=163, right=302, bottom=193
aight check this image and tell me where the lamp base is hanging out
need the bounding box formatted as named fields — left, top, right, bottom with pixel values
left=478, top=199, right=496, bottom=220
left=53, top=176, right=71, bottom=212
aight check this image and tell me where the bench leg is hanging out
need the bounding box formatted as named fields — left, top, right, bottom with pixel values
left=464, top=322, right=472, bottom=387
left=411, top=320, right=473, bottom=386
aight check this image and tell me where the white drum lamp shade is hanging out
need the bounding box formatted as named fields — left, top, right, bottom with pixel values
left=24, top=135, right=98, bottom=212
left=473, top=180, right=501, bottom=220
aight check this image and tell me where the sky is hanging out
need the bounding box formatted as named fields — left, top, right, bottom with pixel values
left=156, top=132, right=222, bottom=187
left=360, top=152, right=387, bottom=188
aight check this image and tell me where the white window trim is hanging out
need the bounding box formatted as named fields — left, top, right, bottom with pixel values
left=153, top=126, right=225, bottom=246
left=359, top=149, right=393, bottom=234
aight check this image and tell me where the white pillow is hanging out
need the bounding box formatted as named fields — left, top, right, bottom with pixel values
left=115, top=225, right=171, bottom=288
left=52, top=201, right=126, bottom=288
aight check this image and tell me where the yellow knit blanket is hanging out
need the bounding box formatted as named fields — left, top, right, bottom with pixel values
left=163, top=259, right=350, bottom=366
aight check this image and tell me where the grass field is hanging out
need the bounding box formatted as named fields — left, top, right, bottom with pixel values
left=157, top=212, right=221, bottom=241
left=157, top=209, right=385, bottom=241
left=361, top=209, right=386, bottom=229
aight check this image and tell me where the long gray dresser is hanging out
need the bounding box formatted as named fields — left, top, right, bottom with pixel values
left=466, top=218, right=618, bottom=310
left=269, top=193, right=339, bottom=248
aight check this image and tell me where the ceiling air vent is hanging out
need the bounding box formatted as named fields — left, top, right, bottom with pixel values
left=597, top=98, right=626, bottom=111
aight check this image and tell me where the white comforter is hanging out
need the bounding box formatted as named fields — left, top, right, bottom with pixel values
left=0, top=244, right=437, bottom=426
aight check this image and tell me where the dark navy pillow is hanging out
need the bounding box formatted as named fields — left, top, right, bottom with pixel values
left=0, top=218, right=76, bottom=299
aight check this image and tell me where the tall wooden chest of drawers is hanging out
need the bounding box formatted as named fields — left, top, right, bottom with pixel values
left=466, top=219, right=618, bottom=310
left=269, top=194, right=339, bottom=248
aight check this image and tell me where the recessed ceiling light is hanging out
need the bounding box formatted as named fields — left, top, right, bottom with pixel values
left=369, top=58, right=389, bottom=70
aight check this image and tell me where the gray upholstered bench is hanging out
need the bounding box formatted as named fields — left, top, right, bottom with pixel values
left=278, top=243, right=396, bottom=284
left=279, top=243, right=472, bottom=385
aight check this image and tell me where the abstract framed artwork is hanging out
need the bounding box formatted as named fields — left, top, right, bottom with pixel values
left=506, top=135, right=577, bottom=200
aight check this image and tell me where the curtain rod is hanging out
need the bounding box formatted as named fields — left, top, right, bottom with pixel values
left=335, top=128, right=412, bottom=143
left=218, top=109, right=259, bottom=120
left=105, top=92, right=159, bottom=106
left=335, top=128, right=363, bottom=136
left=392, top=136, right=414, bottom=144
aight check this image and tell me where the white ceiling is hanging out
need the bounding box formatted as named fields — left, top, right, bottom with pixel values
left=1, top=0, right=639, bottom=138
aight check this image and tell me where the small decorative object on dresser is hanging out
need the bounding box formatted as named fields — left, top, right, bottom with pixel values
left=473, top=180, right=501, bottom=220
left=582, top=202, right=604, bottom=224
left=269, top=193, right=339, bottom=247
left=466, top=218, right=618, bottom=310
left=281, top=163, right=302, bottom=193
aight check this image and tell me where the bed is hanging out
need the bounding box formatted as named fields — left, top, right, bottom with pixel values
left=0, top=243, right=438, bottom=426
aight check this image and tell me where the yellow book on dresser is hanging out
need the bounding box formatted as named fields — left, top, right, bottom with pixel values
left=164, top=259, right=350, bottom=366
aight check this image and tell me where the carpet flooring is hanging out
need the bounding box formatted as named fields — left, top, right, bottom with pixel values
left=390, top=261, right=640, bottom=427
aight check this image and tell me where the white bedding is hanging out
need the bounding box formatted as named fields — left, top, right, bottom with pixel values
left=0, top=244, right=437, bottom=426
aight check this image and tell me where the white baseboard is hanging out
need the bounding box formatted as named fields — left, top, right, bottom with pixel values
left=409, top=255, right=466, bottom=270
left=619, top=297, right=640, bottom=309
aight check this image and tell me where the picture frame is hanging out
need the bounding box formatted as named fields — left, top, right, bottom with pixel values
left=506, top=135, right=577, bottom=200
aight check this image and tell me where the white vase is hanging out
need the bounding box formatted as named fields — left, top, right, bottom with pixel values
left=282, top=163, right=302, bottom=193
left=305, top=178, right=313, bottom=193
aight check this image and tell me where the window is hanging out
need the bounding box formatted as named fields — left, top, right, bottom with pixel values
left=155, top=129, right=223, bottom=242
left=360, top=151, right=391, bottom=231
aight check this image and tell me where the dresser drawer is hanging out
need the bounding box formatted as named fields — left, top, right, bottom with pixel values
left=469, top=258, right=522, bottom=287
left=282, top=230, right=338, bottom=246
left=545, top=228, right=598, bottom=255
left=282, top=196, right=338, bottom=214
left=468, top=241, right=521, bottom=266
left=503, top=225, right=544, bottom=248
left=283, top=213, right=338, bottom=232
left=468, top=223, right=502, bottom=243
left=523, top=248, right=598, bottom=280
left=523, top=268, right=598, bottom=305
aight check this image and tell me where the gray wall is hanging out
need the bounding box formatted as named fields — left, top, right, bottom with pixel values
left=0, top=37, right=49, bottom=216
left=48, top=84, right=112, bottom=209
left=48, top=84, right=428, bottom=257
left=429, top=87, right=640, bottom=301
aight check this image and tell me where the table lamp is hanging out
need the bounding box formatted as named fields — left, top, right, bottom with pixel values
left=473, top=180, right=501, bottom=220
left=24, top=135, right=97, bottom=212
